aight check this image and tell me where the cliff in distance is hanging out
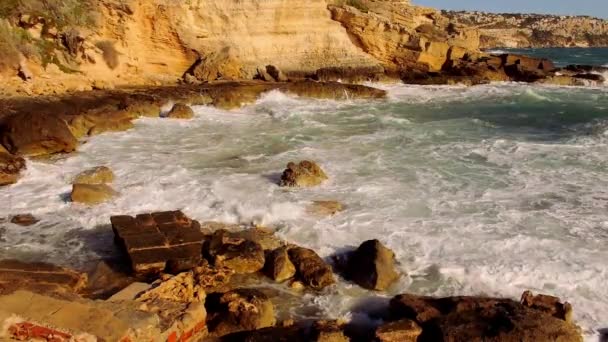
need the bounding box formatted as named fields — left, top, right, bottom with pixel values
left=443, top=11, right=608, bottom=49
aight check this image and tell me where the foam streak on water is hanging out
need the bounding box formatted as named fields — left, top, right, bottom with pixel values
left=1, top=84, right=608, bottom=339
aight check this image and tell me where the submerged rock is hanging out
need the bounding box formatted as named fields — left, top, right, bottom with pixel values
left=0, top=113, right=77, bottom=156
left=307, top=200, right=344, bottom=217
left=0, top=152, right=26, bottom=186
left=345, top=239, right=400, bottom=291
left=166, top=103, right=194, bottom=119
left=279, top=160, right=328, bottom=187
left=71, top=183, right=118, bottom=205
left=73, top=166, right=115, bottom=185
left=9, top=214, right=39, bottom=226
left=288, top=247, right=335, bottom=290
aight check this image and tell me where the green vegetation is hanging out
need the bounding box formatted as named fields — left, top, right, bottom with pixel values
left=0, top=20, right=31, bottom=71
left=0, top=0, right=95, bottom=29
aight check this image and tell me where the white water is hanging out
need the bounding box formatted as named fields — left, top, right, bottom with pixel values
left=1, top=84, right=608, bottom=339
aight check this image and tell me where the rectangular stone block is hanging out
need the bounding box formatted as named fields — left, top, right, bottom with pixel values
left=123, top=233, right=168, bottom=251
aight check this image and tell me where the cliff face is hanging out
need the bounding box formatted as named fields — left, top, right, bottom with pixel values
left=0, top=0, right=483, bottom=95
left=444, top=11, right=608, bottom=49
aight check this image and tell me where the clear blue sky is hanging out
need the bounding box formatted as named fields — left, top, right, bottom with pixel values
left=414, top=0, right=608, bottom=19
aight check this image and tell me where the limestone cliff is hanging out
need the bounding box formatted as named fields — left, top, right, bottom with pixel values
left=443, top=11, right=608, bottom=48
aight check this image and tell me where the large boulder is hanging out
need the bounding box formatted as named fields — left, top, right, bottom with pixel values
left=288, top=247, right=335, bottom=290
left=264, top=246, right=296, bottom=283
left=70, top=183, right=118, bottom=205
left=0, top=113, right=77, bottom=156
left=279, top=160, right=328, bottom=187
left=0, top=152, right=26, bottom=186
left=345, top=239, right=400, bottom=291
left=207, top=289, right=276, bottom=337
left=389, top=293, right=583, bottom=342
left=207, top=230, right=266, bottom=274
left=73, top=166, right=114, bottom=185
left=184, top=47, right=245, bottom=82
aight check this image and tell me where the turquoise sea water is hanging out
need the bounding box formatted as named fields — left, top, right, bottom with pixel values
left=486, top=47, right=608, bottom=67
left=0, top=48, right=607, bottom=339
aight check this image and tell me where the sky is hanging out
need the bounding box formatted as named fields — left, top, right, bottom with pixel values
left=414, top=0, right=608, bottom=19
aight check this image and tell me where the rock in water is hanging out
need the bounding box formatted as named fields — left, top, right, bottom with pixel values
left=0, top=152, right=26, bottom=186
left=73, top=166, right=115, bottom=185
left=264, top=246, right=296, bottom=283
left=9, top=214, right=39, bottom=226
left=207, top=230, right=265, bottom=274
left=207, top=289, right=276, bottom=337
left=389, top=293, right=583, bottom=342
left=310, top=320, right=349, bottom=342
left=279, top=160, right=328, bottom=187
left=288, top=247, right=335, bottom=290
left=307, top=200, right=344, bottom=217
left=375, top=319, right=422, bottom=342
left=0, top=113, right=77, bottom=156
left=71, top=183, right=118, bottom=205
left=166, top=103, right=194, bottom=119
left=521, top=290, right=573, bottom=322
left=346, top=239, right=400, bottom=291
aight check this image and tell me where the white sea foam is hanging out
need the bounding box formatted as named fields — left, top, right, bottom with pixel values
left=1, top=83, right=607, bottom=340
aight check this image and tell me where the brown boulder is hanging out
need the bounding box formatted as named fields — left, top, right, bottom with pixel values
left=346, top=239, right=400, bottom=291
left=0, top=259, right=87, bottom=296
left=207, top=289, right=276, bottom=337
left=0, top=113, right=77, bottom=156
left=71, top=183, right=118, bottom=205
left=375, top=319, right=422, bottom=342
left=208, top=230, right=266, bottom=274
left=185, top=47, right=245, bottom=82
left=264, top=246, right=296, bottom=283
left=288, top=247, right=335, bottom=290
left=73, top=166, right=114, bottom=185
left=9, top=214, right=39, bottom=226
left=311, top=320, right=349, bottom=342
left=521, top=290, right=573, bottom=322
left=279, top=160, right=328, bottom=187
left=266, top=65, right=288, bottom=82
left=166, top=103, right=194, bottom=119
left=389, top=293, right=583, bottom=342
left=64, top=109, right=136, bottom=139
left=0, top=152, right=26, bottom=186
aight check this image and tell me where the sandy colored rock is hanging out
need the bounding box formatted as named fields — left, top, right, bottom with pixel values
left=279, top=160, right=328, bottom=187
left=83, top=260, right=137, bottom=300
left=375, top=319, right=422, bottom=342
left=207, top=288, right=276, bottom=337
left=0, top=113, right=77, bottom=156
left=73, top=166, right=114, bottom=185
left=311, top=320, right=349, bottom=342
left=166, top=103, right=195, bottom=119
left=0, top=153, right=26, bottom=186
left=0, top=259, right=87, bottom=296
left=346, top=239, right=400, bottom=291
left=288, top=247, right=335, bottom=290
left=264, top=246, right=296, bottom=283
left=137, top=271, right=206, bottom=303
left=64, top=109, right=136, bottom=139
left=108, top=282, right=151, bottom=302
left=70, top=183, right=118, bottom=205
left=9, top=214, right=39, bottom=226
left=307, top=200, right=344, bottom=217
left=207, top=230, right=265, bottom=274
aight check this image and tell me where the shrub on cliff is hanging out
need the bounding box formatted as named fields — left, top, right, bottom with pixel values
left=0, top=20, right=31, bottom=71
left=0, top=0, right=95, bottom=29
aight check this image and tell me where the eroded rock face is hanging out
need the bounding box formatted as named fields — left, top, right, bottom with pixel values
left=389, top=293, right=583, bottom=342
left=279, top=160, right=328, bottom=187
left=73, top=166, right=115, bottom=185
left=137, top=272, right=206, bottom=303
left=264, top=246, right=296, bottom=283
left=0, top=152, right=26, bottom=186
left=166, top=103, right=195, bottom=119
left=207, top=230, right=266, bottom=274
left=375, top=319, right=422, bottom=342
left=0, top=113, right=77, bottom=156
left=71, top=183, right=118, bottom=205
left=288, top=247, right=335, bottom=290
left=207, top=289, right=276, bottom=337
left=63, top=109, right=136, bottom=139
left=346, top=239, right=400, bottom=291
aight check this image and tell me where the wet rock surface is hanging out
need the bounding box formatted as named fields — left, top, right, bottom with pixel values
left=9, top=214, right=39, bottom=226
left=70, top=183, right=118, bottom=205
left=279, top=160, right=328, bottom=187
left=0, top=113, right=77, bottom=156
left=345, top=239, right=400, bottom=291
left=110, top=211, right=205, bottom=276
left=73, top=166, right=114, bottom=185
left=0, top=152, right=26, bottom=186
left=0, top=259, right=87, bottom=296
left=207, top=229, right=266, bottom=274
left=264, top=246, right=296, bottom=283
left=166, top=103, right=195, bottom=119
left=375, top=319, right=422, bottom=342
left=288, top=246, right=335, bottom=290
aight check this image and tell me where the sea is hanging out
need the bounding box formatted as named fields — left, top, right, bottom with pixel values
left=1, top=48, right=607, bottom=340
